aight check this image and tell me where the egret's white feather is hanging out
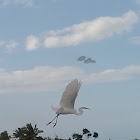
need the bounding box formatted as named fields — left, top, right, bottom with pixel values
left=51, top=106, right=59, bottom=112
left=48, top=79, right=89, bottom=127
left=59, top=79, right=82, bottom=108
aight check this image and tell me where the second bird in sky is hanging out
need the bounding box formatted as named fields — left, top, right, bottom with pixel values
left=77, top=56, right=96, bottom=64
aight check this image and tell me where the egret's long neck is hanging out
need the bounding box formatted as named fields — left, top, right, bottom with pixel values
left=75, top=107, right=84, bottom=116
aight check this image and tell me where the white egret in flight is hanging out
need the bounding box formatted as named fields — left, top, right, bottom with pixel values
left=46, top=79, right=90, bottom=127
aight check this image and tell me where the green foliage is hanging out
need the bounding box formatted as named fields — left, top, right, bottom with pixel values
left=72, top=133, right=83, bottom=140
left=13, top=123, right=44, bottom=140
left=93, top=132, right=98, bottom=139
left=82, top=129, right=90, bottom=135
left=0, top=125, right=99, bottom=140
left=72, top=128, right=98, bottom=140
left=0, top=131, right=10, bottom=140
left=55, top=136, right=64, bottom=140
left=82, top=128, right=92, bottom=140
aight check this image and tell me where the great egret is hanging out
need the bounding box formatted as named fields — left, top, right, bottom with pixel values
left=46, top=79, right=90, bottom=127
left=77, top=56, right=86, bottom=61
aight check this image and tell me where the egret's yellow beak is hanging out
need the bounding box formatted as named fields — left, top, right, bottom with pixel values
left=85, top=107, right=91, bottom=110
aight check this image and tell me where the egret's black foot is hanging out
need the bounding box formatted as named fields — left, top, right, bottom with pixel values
left=46, top=122, right=51, bottom=126
left=53, top=123, right=56, bottom=128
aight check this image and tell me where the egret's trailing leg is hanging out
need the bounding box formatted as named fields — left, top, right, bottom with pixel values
left=46, top=114, right=59, bottom=127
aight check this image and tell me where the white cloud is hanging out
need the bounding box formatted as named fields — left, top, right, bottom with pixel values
left=129, top=36, right=140, bottom=45
left=43, top=10, right=138, bottom=48
left=0, top=40, right=18, bottom=52
left=5, top=40, right=18, bottom=52
left=0, top=64, right=140, bottom=94
left=0, top=40, right=5, bottom=46
left=26, top=35, right=40, bottom=51
left=1, top=0, right=36, bottom=7
left=84, top=64, right=140, bottom=84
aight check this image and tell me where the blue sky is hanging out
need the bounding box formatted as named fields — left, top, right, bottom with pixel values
left=0, top=0, right=140, bottom=139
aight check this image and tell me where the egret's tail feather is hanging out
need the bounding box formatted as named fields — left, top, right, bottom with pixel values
left=51, top=106, right=58, bottom=112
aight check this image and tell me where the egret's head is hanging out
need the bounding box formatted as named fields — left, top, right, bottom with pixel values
left=76, top=107, right=91, bottom=115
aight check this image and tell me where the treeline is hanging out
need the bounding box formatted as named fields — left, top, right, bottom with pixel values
left=0, top=123, right=98, bottom=140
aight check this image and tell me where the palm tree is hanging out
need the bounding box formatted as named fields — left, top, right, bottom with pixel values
left=72, top=128, right=99, bottom=140
left=13, top=127, right=26, bottom=140
left=0, top=131, right=10, bottom=140
left=82, top=129, right=90, bottom=135
left=72, top=133, right=83, bottom=140
left=24, top=123, right=43, bottom=140
left=13, top=123, right=43, bottom=140
left=93, top=132, right=98, bottom=140
left=83, top=128, right=92, bottom=140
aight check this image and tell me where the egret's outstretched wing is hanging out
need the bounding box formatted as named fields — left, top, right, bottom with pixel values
left=60, top=79, right=82, bottom=108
